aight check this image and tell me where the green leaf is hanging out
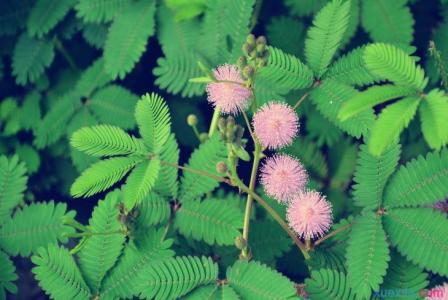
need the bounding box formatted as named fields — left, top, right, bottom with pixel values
left=123, top=158, right=161, bottom=211
left=175, top=199, right=243, bottom=246
left=153, top=133, right=179, bottom=199
left=305, top=269, right=356, bottom=300
left=227, top=260, right=299, bottom=300
left=305, top=0, right=351, bottom=77
left=383, top=208, right=448, bottom=276
left=27, top=0, right=77, bottom=38
left=99, top=229, right=174, bottom=299
left=257, top=46, right=314, bottom=90
left=134, top=193, right=170, bottom=227
left=0, top=250, right=17, bottom=298
left=184, top=284, right=240, bottom=300
left=15, top=144, right=41, bottom=174
left=339, top=85, right=416, bottom=121
left=419, top=89, right=448, bottom=149
left=32, top=245, right=91, bottom=300
left=71, top=125, right=146, bottom=157
left=369, top=96, right=420, bottom=156
left=266, top=16, right=305, bottom=58
left=12, top=34, right=55, bottom=85
left=82, top=23, right=108, bottom=49
left=364, top=43, right=427, bottom=91
left=352, top=142, right=400, bottom=209
left=70, top=156, right=143, bottom=198
left=20, top=91, right=41, bottom=131
left=311, top=79, right=375, bottom=138
left=34, top=91, right=81, bottom=149
left=378, top=251, right=428, bottom=300
left=89, top=84, right=138, bottom=129
left=361, top=0, right=414, bottom=48
left=384, top=149, right=448, bottom=208
left=284, top=0, right=327, bottom=17
left=249, top=220, right=292, bottom=263
left=135, top=93, right=171, bottom=154
left=104, top=0, right=156, bottom=79
left=0, top=202, right=76, bottom=256
left=0, top=156, right=27, bottom=225
left=178, top=134, right=227, bottom=202
left=346, top=213, right=390, bottom=299
left=74, top=58, right=113, bottom=98
left=0, top=0, right=32, bottom=36
left=78, top=191, right=126, bottom=292
left=75, top=0, right=131, bottom=23
left=135, top=256, right=218, bottom=299
left=324, top=46, right=382, bottom=86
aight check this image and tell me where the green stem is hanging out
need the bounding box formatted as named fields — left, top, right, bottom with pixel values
left=293, top=92, right=310, bottom=110
left=54, top=38, right=79, bottom=73
left=313, top=222, right=352, bottom=247
left=208, top=108, right=221, bottom=136
left=241, top=142, right=262, bottom=259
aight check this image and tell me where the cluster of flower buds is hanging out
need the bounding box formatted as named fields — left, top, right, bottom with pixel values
left=218, top=116, right=245, bottom=146
left=238, top=34, right=269, bottom=83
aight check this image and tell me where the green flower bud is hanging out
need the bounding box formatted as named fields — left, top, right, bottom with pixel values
left=218, top=117, right=227, bottom=132
left=234, top=236, right=247, bottom=250
left=226, top=116, right=235, bottom=128
left=243, top=43, right=255, bottom=55
left=199, top=133, right=209, bottom=142
left=237, top=56, right=247, bottom=69
left=186, top=114, right=198, bottom=126
left=256, top=36, right=267, bottom=45
left=243, top=65, right=255, bottom=79
left=246, top=34, right=256, bottom=45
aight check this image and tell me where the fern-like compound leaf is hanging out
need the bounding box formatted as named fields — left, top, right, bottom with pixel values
left=377, top=251, right=428, bottom=299
left=100, top=229, right=174, bottom=299
left=311, top=79, right=375, bottom=138
left=12, top=34, right=55, bottom=85
left=184, top=284, right=240, bottom=300
left=346, top=213, right=390, bottom=299
left=179, top=135, right=227, bottom=202
left=369, top=96, right=420, bottom=156
left=305, top=269, right=356, bottom=300
left=175, top=199, right=243, bottom=246
left=0, top=156, right=27, bottom=225
left=134, top=193, right=170, bottom=227
left=70, top=156, right=143, bottom=198
left=135, top=256, right=218, bottom=299
left=383, top=208, right=448, bottom=276
left=338, top=85, right=416, bottom=121
left=32, top=245, right=91, bottom=300
left=227, top=260, right=298, bottom=300
left=104, top=0, right=156, bottom=79
left=123, top=157, right=161, bottom=211
left=75, top=0, right=131, bottom=23
left=419, top=89, right=448, bottom=150
left=361, top=0, right=414, bottom=49
left=26, top=0, right=77, bottom=38
left=284, top=0, right=327, bottom=17
left=249, top=220, right=292, bottom=263
left=0, top=201, right=75, bottom=256
left=153, top=134, right=179, bottom=199
left=74, top=58, right=113, bottom=98
left=71, top=125, right=146, bottom=157
left=364, top=43, right=428, bottom=91
left=0, top=0, right=32, bottom=36
left=135, top=93, right=171, bottom=154
left=305, top=0, right=351, bottom=77
left=266, top=16, right=305, bottom=58
left=352, top=142, right=400, bottom=209
left=257, top=46, right=314, bottom=90
left=0, top=250, right=17, bottom=299
left=82, top=23, right=108, bottom=49
left=78, top=191, right=126, bottom=293
left=34, top=91, right=81, bottom=149
left=384, top=149, right=448, bottom=208
left=324, top=46, right=382, bottom=86
left=89, top=84, right=138, bottom=130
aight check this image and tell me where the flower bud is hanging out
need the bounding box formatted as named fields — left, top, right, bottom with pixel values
left=226, top=116, right=235, bottom=128
left=237, top=56, right=247, bottom=69
left=256, top=36, right=267, bottom=45
left=218, top=117, right=227, bottom=132
left=199, top=133, right=209, bottom=142
left=186, top=114, right=198, bottom=126
left=234, top=236, right=247, bottom=250
left=216, top=161, right=228, bottom=173
left=246, top=34, right=256, bottom=45
left=243, top=66, right=255, bottom=79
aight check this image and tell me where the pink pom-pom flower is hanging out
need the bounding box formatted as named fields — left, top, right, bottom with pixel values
left=253, top=102, right=299, bottom=149
left=206, top=64, right=252, bottom=115
left=260, top=154, right=308, bottom=203
left=287, top=190, right=332, bottom=239
left=426, top=283, right=448, bottom=300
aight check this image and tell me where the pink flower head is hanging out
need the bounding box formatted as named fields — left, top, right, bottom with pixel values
left=260, top=154, right=308, bottom=203
left=253, top=102, right=299, bottom=149
left=426, top=283, right=448, bottom=300
left=287, top=190, right=332, bottom=239
left=206, top=64, right=252, bottom=115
